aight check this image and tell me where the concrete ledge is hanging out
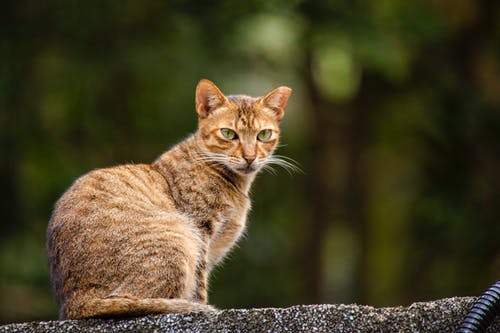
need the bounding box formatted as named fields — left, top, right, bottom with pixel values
left=1, top=297, right=499, bottom=332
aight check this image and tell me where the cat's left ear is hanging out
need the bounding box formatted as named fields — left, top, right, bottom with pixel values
left=261, top=86, right=292, bottom=121
left=196, top=79, right=228, bottom=118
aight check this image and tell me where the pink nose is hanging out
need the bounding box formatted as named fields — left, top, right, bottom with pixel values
left=244, top=155, right=256, bottom=165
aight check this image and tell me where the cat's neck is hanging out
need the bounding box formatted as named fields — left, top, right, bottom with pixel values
left=153, top=134, right=255, bottom=195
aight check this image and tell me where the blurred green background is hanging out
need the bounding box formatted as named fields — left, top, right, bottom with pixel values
left=1, top=0, right=499, bottom=324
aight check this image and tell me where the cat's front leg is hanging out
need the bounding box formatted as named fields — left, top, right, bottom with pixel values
left=193, top=243, right=209, bottom=304
left=207, top=216, right=246, bottom=271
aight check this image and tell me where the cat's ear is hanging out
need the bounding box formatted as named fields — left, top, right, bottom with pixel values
left=195, top=79, right=228, bottom=118
left=261, top=86, right=292, bottom=121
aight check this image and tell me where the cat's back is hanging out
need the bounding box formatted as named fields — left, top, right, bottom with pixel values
left=50, top=163, right=173, bottom=228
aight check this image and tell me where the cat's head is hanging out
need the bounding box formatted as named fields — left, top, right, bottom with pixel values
left=194, top=79, right=292, bottom=176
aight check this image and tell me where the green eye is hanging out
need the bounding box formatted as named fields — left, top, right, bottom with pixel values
left=221, top=128, right=237, bottom=140
left=257, top=129, right=272, bottom=142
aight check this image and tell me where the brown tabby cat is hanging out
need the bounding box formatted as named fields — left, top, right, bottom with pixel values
left=47, top=79, right=293, bottom=319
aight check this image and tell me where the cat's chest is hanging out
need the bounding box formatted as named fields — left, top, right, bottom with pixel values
left=168, top=171, right=249, bottom=223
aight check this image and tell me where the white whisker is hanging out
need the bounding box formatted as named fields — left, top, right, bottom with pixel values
left=194, top=152, right=244, bottom=171
left=264, top=155, right=303, bottom=175
left=261, top=164, right=278, bottom=175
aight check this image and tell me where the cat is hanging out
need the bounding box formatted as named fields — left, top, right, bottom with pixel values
left=46, top=79, right=293, bottom=319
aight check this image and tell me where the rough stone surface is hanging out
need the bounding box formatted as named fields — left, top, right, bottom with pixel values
left=1, top=297, right=499, bottom=332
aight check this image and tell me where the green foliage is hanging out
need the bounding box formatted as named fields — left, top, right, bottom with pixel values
left=1, top=0, right=499, bottom=324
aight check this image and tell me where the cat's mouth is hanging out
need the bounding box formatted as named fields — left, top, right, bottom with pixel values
left=236, top=165, right=257, bottom=175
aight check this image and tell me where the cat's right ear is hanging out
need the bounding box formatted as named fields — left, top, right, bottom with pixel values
left=195, top=79, right=228, bottom=118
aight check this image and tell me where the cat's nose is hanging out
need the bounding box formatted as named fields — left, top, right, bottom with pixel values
left=243, top=155, right=256, bottom=165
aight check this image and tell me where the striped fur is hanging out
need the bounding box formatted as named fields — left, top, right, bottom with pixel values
left=47, top=79, right=292, bottom=319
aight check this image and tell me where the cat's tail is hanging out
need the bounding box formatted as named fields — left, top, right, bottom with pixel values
left=64, top=297, right=217, bottom=319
